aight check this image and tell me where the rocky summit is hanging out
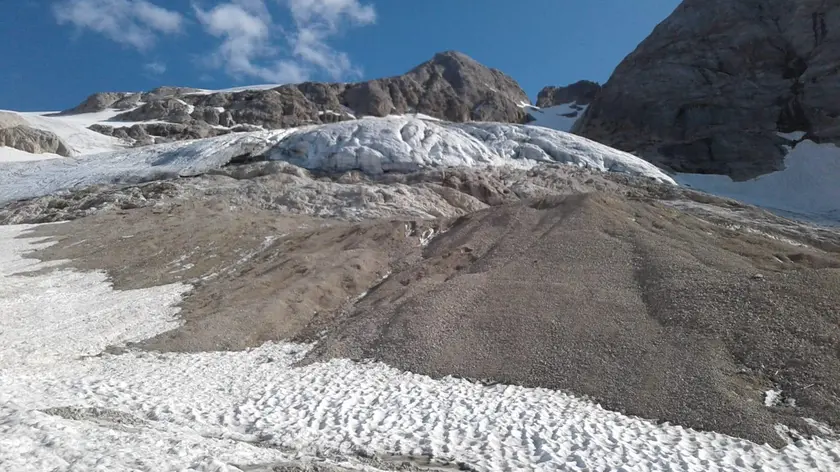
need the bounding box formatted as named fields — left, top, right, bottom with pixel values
left=575, top=0, right=840, bottom=180
left=67, top=51, right=530, bottom=145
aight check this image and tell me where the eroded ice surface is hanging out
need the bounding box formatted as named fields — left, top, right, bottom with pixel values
left=0, top=116, right=675, bottom=205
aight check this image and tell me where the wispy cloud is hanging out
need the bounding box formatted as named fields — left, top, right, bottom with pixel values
left=53, top=0, right=184, bottom=50
left=193, top=1, right=308, bottom=83
left=52, top=0, right=375, bottom=85
left=144, top=61, right=167, bottom=75
left=195, top=0, right=376, bottom=83
left=286, top=0, right=376, bottom=79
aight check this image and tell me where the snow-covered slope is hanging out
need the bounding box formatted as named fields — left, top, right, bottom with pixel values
left=0, top=108, right=134, bottom=158
left=677, top=139, right=840, bottom=224
left=0, top=116, right=675, bottom=205
left=188, top=83, right=284, bottom=95
left=2, top=224, right=838, bottom=471
left=522, top=102, right=588, bottom=132
left=0, top=147, right=63, bottom=163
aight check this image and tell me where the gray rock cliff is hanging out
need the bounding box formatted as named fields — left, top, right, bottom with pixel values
left=575, top=0, right=840, bottom=180
left=536, top=80, right=601, bottom=108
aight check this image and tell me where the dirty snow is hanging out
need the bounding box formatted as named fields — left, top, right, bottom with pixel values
left=1, top=224, right=840, bottom=471
left=0, top=116, right=675, bottom=205
left=677, top=139, right=840, bottom=223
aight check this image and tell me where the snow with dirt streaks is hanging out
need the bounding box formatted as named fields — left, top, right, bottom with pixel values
left=0, top=116, right=674, bottom=204
left=1, top=224, right=839, bottom=472
left=0, top=130, right=292, bottom=205
left=677, top=139, right=840, bottom=224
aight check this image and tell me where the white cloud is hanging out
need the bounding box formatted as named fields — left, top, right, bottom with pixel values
left=53, top=0, right=184, bottom=50
left=195, top=0, right=375, bottom=84
left=194, top=1, right=308, bottom=83
left=286, top=0, right=376, bottom=28
left=144, top=61, right=167, bottom=75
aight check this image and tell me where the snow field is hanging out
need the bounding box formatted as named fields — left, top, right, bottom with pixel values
left=9, top=109, right=129, bottom=155
left=677, top=139, right=840, bottom=223
left=522, top=102, right=588, bottom=132
left=0, top=147, right=62, bottom=163
left=1, top=224, right=839, bottom=471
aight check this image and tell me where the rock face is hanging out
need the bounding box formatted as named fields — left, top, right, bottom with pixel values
left=0, top=126, right=72, bottom=156
left=575, top=0, right=840, bottom=180
left=536, top=80, right=602, bottom=108
left=60, top=92, right=137, bottom=114
left=67, top=51, right=530, bottom=142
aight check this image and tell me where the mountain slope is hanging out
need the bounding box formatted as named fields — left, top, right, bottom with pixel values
left=575, top=0, right=840, bottom=180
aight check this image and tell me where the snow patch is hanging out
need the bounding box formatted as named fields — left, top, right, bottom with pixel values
left=523, top=102, right=588, bottom=132
left=188, top=84, right=283, bottom=95
left=765, top=389, right=784, bottom=407
left=777, top=131, right=807, bottom=141
left=0, top=225, right=190, bottom=368
left=677, top=140, right=840, bottom=223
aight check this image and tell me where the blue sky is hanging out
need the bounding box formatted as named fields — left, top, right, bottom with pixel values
left=1, top=0, right=680, bottom=111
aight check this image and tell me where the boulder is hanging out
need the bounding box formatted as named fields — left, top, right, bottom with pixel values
left=0, top=125, right=72, bottom=156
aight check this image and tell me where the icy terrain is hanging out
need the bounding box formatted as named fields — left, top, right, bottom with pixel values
left=188, top=84, right=285, bottom=95
left=1, top=224, right=839, bottom=471
left=522, top=102, right=588, bottom=132
left=0, top=108, right=132, bottom=156
left=0, top=116, right=675, bottom=204
left=677, top=139, right=840, bottom=224
left=0, top=147, right=62, bottom=163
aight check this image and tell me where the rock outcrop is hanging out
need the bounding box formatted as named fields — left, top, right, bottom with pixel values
left=0, top=126, right=72, bottom=156
left=60, top=92, right=138, bottom=115
left=68, top=51, right=530, bottom=140
left=575, top=0, right=840, bottom=180
left=536, top=80, right=601, bottom=108
left=89, top=122, right=230, bottom=146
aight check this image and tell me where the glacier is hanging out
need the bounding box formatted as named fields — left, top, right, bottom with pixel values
left=0, top=116, right=675, bottom=205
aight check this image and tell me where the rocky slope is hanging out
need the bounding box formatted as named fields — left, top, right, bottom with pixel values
left=10, top=157, right=840, bottom=450
left=575, top=0, right=840, bottom=180
left=65, top=51, right=530, bottom=144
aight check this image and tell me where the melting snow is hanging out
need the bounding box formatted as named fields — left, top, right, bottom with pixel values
left=2, top=225, right=840, bottom=471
